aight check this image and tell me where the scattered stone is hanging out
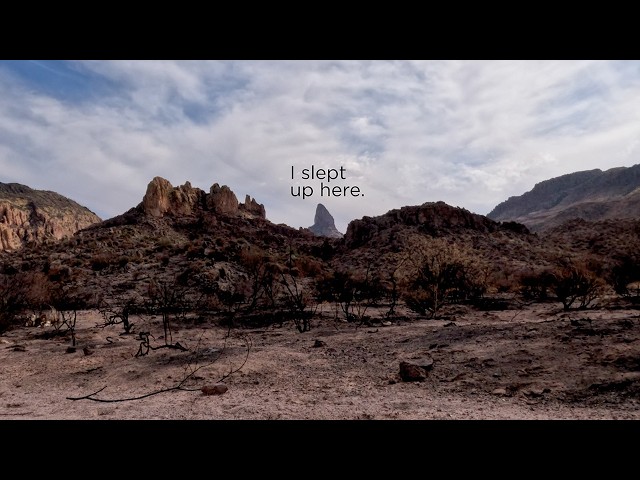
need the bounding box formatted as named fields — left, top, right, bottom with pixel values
left=83, top=347, right=94, bottom=356
left=524, top=388, right=547, bottom=398
left=12, top=345, right=26, bottom=352
left=444, top=322, right=457, bottom=327
left=399, top=360, right=431, bottom=382
left=313, top=339, right=326, bottom=348
left=382, top=321, right=392, bottom=326
left=201, top=383, right=228, bottom=396
left=492, top=388, right=507, bottom=396
left=570, top=318, right=592, bottom=328
left=410, top=356, right=434, bottom=371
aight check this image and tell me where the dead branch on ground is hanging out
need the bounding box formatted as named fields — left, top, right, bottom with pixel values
left=66, top=331, right=251, bottom=403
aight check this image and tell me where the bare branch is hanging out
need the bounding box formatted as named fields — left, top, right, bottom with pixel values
left=66, top=330, right=251, bottom=403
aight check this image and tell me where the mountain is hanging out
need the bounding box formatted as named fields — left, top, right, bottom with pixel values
left=487, top=164, right=640, bottom=232
left=0, top=182, right=101, bottom=251
left=2, top=175, right=634, bottom=317
left=0, top=177, right=328, bottom=306
left=308, top=203, right=343, bottom=239
left=337, top=201, right=545, bottom=281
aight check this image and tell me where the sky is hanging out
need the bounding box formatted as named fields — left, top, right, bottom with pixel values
left=1, top=60, right=640, bottom=233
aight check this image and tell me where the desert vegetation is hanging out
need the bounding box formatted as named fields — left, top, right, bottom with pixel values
left=0, top=219, right=629, bottom=339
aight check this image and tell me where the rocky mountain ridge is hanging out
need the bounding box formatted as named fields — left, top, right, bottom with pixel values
left=139, top=176, right=266, bottom=220
left=488, top=164, right=640, bottom=231
left=0, top=182, right=101, bottom=251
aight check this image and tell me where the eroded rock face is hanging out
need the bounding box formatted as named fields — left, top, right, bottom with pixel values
left=308, top=203, right=343, bottom=239
left=207, top=183, right=239, bottom=215
left=141, top=177, right=174, bottom=217
left=0, top=183, right=101, bottom=251
left=240, top=194, right=266, bottom=219
left=139, top=176, right=266, bottom=221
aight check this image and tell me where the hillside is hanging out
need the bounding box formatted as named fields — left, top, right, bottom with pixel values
left=0, top=182, right=101, bottom=251
left=3, top=176, right=640, bottom=419
left=487, top=164, right=640, bottom=232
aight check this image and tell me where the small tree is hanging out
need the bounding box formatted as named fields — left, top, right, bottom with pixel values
left=519, top=269, right=556, bottom=301
left=139, top=278, right=191, bottom=353
left=279, top=238, right=316, bottom=333
left=398, top=236, right=487, bottom=318
left=97, top=296, right=137, bottom=334
left=551, top=259, right=604, bottom=311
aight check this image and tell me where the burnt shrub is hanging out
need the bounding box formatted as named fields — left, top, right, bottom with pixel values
left=519, top=270, right=556, bottom=301
left=550, top=259, right=605, bottom=311
left=398, top=237, right=488, bottom=318
left=608, top=254, right=640, bottom=297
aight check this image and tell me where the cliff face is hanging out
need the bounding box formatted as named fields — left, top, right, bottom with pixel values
left=0, top=183, right=101, bottom=251
left=488, top=164, right=640, bottom=232
left=139, top=177, right=266, bottom=220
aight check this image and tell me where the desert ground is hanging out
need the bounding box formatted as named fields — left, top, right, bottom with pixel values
left=1, top=299, right=639, bottom=420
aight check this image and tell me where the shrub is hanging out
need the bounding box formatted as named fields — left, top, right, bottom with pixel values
left=519, top=270, right=556, bottom=301
left=550, top=259, right=604, bottom=311
left=398, top=237, right=488, bottom=318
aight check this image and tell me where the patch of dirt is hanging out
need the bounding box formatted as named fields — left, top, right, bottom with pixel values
left=1, top=303, right=639, bottom=419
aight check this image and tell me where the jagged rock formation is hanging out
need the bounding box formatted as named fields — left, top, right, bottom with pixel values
left=308, top=203, right=343, bottom=239
left=488, top=164, right=640, bottom=232
left=139, top=177, right=265, bottom=220
left=240, top=194, right=266, bottom=219
left=0, top=182, right=101, bottom=251
left=207, top=183, right=238, bottom=215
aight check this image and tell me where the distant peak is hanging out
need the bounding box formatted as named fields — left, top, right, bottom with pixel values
left=309, top=203, right=343, bottom=239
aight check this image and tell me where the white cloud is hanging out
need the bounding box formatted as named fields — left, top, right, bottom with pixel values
left=1, top=60, right=640, bottom=232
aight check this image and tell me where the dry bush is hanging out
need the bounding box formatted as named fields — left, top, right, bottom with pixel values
left=550, top=258, right=605, bottom=311
left=237, top=247, right=283, bottom=311
left=90, top=253, right=114, bottom=271
left=607, top=254, right=640, bottom=297
left=0, top=273, right=31, bottom=333
left=397, top=236, right=488, bottom=318
left=519, top=269, right=556, bottom=301
left=315, top=265, right=384, bottom=325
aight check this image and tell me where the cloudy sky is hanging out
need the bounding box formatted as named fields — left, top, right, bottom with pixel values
left=1, top=60, right=640, bottom=233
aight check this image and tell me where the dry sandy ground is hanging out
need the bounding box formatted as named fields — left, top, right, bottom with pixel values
left=1, top=301, right=639, bottom=420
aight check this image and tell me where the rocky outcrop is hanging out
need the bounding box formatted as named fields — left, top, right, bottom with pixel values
left=207, top=183, right=239, bottom=215
left=308, top=203, right=343, bottom=238
left=239, top=195, right=266, bottom=219
left=141, top=177, right=173, bottom=217
left=488, top=164, right=640, bottom=232
left=142, top=177, right=206, bottom=217
left=0, top=182, right=101, bottom=251
left=139, top=176, right=265, bottom=220
left=344, top=201, right=522, bottom=248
